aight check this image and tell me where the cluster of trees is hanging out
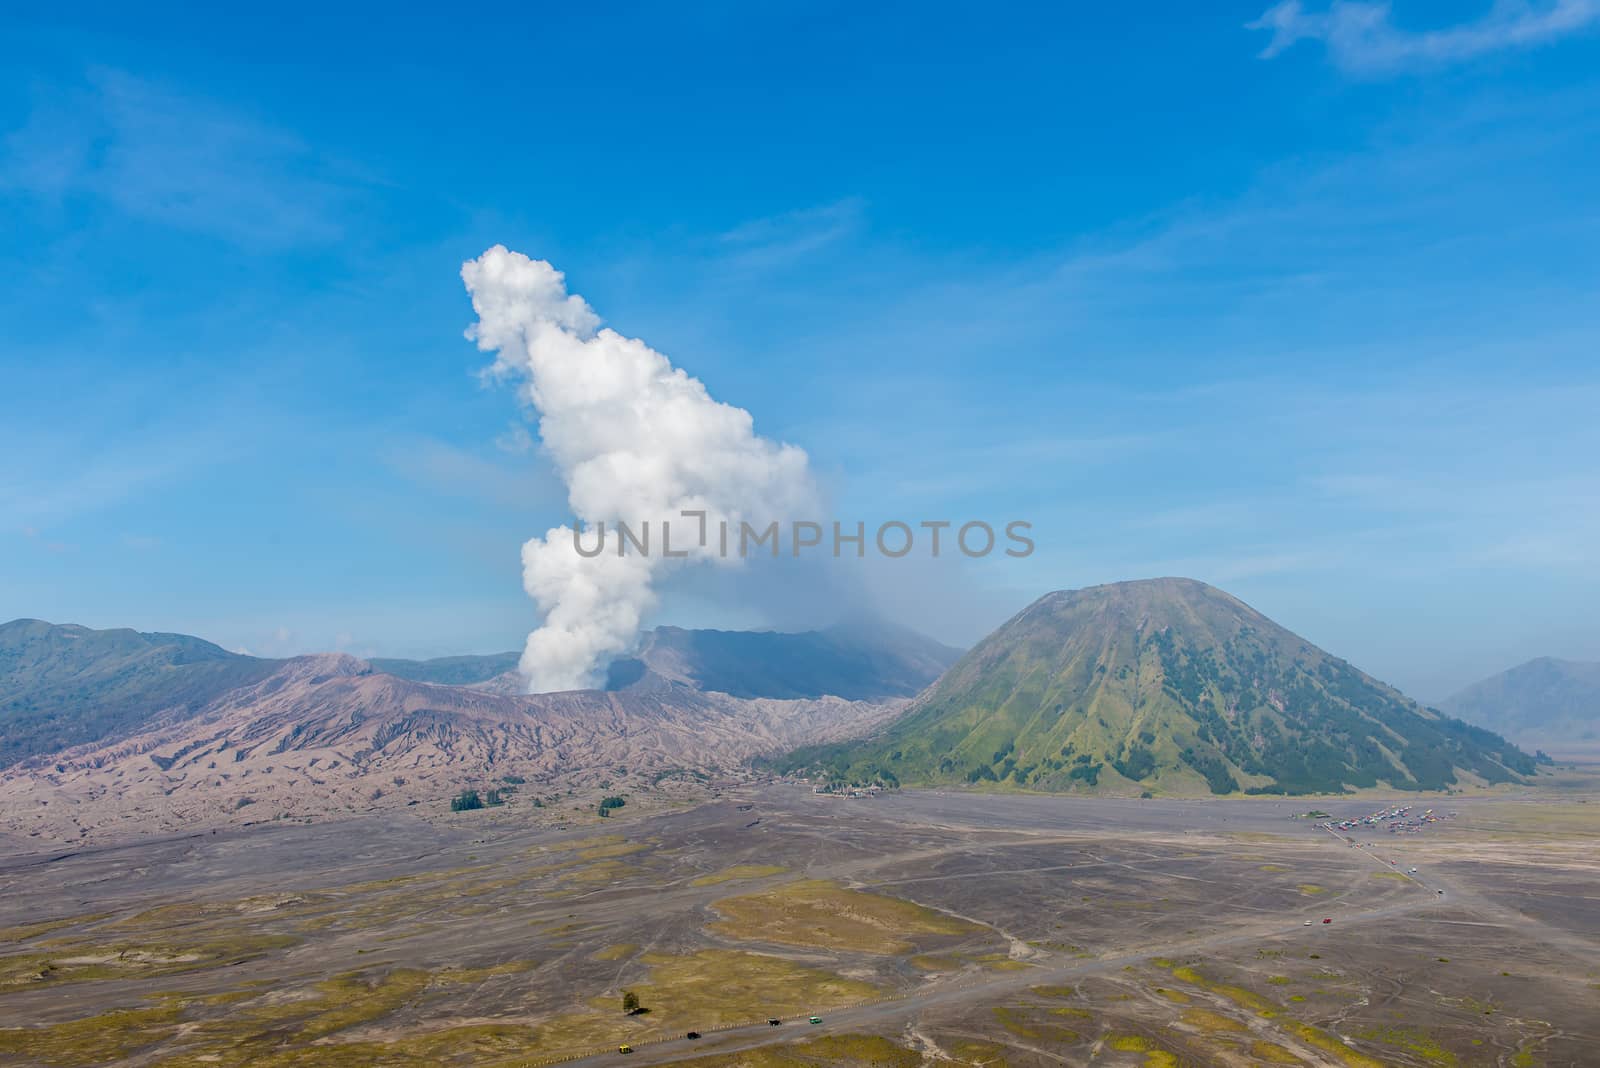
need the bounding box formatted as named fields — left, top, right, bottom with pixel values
left=1179, top=746, right=1240, bottom=795
left=450, top=788, right=508, bottom=812
left=1111, top=744, right=1156, bottom=781
left=598, top=795, right=626, bottom=817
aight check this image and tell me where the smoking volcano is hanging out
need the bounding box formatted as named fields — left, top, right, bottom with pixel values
left=462, top=247, right=819, bottom=693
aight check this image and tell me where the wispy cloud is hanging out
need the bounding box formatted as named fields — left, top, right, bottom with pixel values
left=494, top=423, right=534, bottom=455
left=1, top=69, right=355, bottom=247
left=17, top=526, right=73, bottom=554
left=717, top=198, right=864, bottom=272
left=1249, top=0, right=1600, bottom=73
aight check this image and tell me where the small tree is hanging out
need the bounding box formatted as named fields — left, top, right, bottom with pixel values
left=622, top=990, right=640, bottom=1014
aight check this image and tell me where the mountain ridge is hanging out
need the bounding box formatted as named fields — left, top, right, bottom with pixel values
left=773, top=578, right=1534, bottom=796
left=0, top=651, right=904, bottom=842
left=0, top=618, right=958, bottom=772
left=1440, top=656, right=1600, bottom=753
left=0, top=616, right=957, bottom=841
left=0, top=618, right=281, bottom=770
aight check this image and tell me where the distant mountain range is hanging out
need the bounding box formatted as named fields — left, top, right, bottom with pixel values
left=370, top=622, right=961, bottom=701
left=0, top=617, right=956, bottom=842
left=1440, top=657, right=1600, bottom=754
left=0, top=584, right=1548, bottom=841
left=772, top=579, right=1536, bottom=796
left=366, top=651, right=522, bottom=687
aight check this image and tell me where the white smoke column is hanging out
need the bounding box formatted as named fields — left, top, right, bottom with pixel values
left=462, top=246, right=818, bottom=693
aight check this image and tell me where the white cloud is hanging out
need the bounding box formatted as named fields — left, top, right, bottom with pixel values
left=1248, top=0, right=1600, bottom=73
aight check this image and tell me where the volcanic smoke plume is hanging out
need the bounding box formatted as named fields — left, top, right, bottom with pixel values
left=462, top=246, right=818, bottom=693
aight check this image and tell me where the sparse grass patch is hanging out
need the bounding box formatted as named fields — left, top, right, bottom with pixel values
left=0, top=933, right=298, bottom=992
left=1167, top=965, right=1276, bottom=1015
left=0, top=912, right=110, bottom=943
left=993, top=1006, right=1040, bottom=1039
left=1251, top=1039, right=1306, bottom=1064
left=949, top=1039, right=1011, bottom=1063
left=628, top=949, right=879, bottom=1029
left=1180, top=1008, right=1246, bottom=1033
left=1050, top=1006, right=1093, bottom=1018
left=709, top=880, right=976, bottom=954
left=992, top=1006, right=1079, bottom=1044
left=968, top=952, right=1030, bottom=972
left=1031, top=983, right=1077, bottom=998
left=578, top=841, right=648, bottom=862
left=0, top=1000, right=183, bottom=1064
left=662, top=1034, right=924, bottom=1067
left=591, top=943, right=637, bottom=961
left=434, top=959, right=538, bottom=983
left=297, top=969, right=430, bottom=1039
left=0, top=965, right=440, bottom=1067
left=1354, top=1025, right=1459, bottom=1066
left=909, top=954, right=959, bottom=971
left=1281, top=1020, right=1388, bottom=1068
left=689, top=864, right=786, bottom=886
left=664, top=1032, right=935, bottom=1067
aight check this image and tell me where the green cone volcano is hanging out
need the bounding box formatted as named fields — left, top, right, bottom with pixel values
left=776, top=578, right=1534, bottom=795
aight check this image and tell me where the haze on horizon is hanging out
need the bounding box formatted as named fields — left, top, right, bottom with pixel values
left=4, top=3, right=1599, bottom=703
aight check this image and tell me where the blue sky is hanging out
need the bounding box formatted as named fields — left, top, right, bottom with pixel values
left=3, top=1, right=1598, bottom=700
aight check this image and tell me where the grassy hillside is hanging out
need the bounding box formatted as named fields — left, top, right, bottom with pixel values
left=0, top=619, right=280, bottom=769
left=772, top=579, right=1534, bottom=796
